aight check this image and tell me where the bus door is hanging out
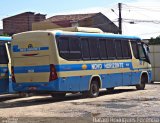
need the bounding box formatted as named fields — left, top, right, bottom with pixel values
left=142, top=43, right=151, bottom=69
left=0, top=44, right=9, bottom=94
left=131, top=41, right=150, bottom=85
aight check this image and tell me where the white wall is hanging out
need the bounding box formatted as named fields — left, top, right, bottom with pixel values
left=149, top=45, right=160, bottom=81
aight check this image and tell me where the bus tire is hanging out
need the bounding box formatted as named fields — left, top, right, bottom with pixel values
left=136, top=75, right=147, bottom=90
left=51, top=93, right=66, bottom=98
left=18, top=93, right=31, bottom=98
left=106, top=87, right=114, bottom=93
left=87, top=80, right=100, bottom=98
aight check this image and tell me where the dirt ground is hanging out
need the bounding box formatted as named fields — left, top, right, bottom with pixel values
left=0, top=83, right=160, bottom=123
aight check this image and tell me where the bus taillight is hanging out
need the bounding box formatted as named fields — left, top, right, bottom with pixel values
left=11, top=66, right=16, bottom=82
left=49, top=64, right=58, bottom=81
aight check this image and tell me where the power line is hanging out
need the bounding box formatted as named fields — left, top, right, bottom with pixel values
left=137, top=31, right=160, bottom=36
left=122, top=4, right=160, bottom=12
left=123, top=19, right=160, bottom=24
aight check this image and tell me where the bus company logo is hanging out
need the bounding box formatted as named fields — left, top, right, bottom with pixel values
left=82, top=64, right=87, bottom=70
left=91, top=64, right=103, bottom=70
left=28, top=44, right=33, bottom=48
left=104, top=63, right=124, bottom=69
left=139, top=60, right=144, bottom=65
left=13, top=45, right=49, bottom=52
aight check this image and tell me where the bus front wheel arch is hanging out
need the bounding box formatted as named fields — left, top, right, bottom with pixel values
left=136, top=73, right=148, bottom=90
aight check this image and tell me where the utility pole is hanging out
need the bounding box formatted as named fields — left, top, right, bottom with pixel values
left=118, top=3, right=122, bottom=34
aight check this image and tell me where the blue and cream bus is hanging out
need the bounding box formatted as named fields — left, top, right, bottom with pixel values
left=11, top=27, right=152, bottom=98
left=0, top=36, right=14, bottom=94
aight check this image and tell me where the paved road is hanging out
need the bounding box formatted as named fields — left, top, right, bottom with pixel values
left=0, top=83, right=160, bottom=123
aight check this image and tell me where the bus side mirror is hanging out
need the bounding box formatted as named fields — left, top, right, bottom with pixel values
left=146, top=46, right=150, bottom=53
left=143, top=43, right=150, bottom=54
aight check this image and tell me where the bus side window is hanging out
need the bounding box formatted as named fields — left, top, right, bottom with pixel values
left=57, top=37, right=70, bottom=60
left=131, top=41, right=139, bottom=59
left=81, top=38, right=90, bottom=60
left=99, top=39, right=108, bottom=60
left=89, top=38, right=99, bottom=60
left=121, top=40, right=132, bottom=59
left=115, top=40, right=123, bottom=59
left=0, top=45, right=9, bottom=64
left=69, top=37, right=82, bottom=60
left=106, top=39, right=116, bottom=60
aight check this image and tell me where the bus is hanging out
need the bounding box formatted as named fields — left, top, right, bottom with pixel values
left=11, top=27, right=152, bottom=98
left=0, top=36, right=14, bottom=94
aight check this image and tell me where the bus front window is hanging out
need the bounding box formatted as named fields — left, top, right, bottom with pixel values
left=138, top=43, right=150, bottom=63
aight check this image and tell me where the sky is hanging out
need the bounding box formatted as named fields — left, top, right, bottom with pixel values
left=0, top=0, right=160, bottom=39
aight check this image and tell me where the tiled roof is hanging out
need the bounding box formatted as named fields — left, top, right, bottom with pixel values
left=3, top=12, right=46, bottom=20
left=45, top=13, right=99, bottom=22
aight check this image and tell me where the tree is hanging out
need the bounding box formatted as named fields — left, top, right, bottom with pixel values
left=0, top=34, right=9, bottom=36
left=149, top=36, right=160, bottom=45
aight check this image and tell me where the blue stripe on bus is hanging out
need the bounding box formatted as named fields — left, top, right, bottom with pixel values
left=14, top=65, right=50, bottom=74
left=55, top=32, right=141, bottom=40
left=0, top=67, right=8, bottom=74
left=14, top=62, right=134, bottom=74
left=12, top=45, right=49, bottom=52
left=56, top=62, right=133, bottom=71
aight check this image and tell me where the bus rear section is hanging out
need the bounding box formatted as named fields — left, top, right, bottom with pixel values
left=11, top=31, right=59, bottom=93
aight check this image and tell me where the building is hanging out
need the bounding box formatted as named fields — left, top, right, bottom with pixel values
left=32, top=12, right=119, bottom=34
left=3, top=12, right=46, bottom=35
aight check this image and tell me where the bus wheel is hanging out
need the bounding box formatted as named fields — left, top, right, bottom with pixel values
left=136, top=75, right=147, bottom=90
left=51, top=93, right=66, bottom=98
left=87, top=80, right=100, bottom=98
left=106, top=87, right=114, bottom=93
left=18, top=93, right=31, bottom=97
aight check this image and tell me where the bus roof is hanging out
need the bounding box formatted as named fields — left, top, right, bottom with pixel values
left=55, top=31, right=141, bottom=40
left=13, top=27, right=141, bottom=41
left=0, top=36, right=11, bottom=41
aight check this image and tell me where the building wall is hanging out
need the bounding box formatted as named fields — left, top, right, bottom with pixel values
left=91, top=13, right=119, bottom=34
left=79, top=13, right=119, bottom=34
left=3, top=12, right=46, bottom=35
left=32, top=13, right=119, bottom=34
left=149, top=45, right=160, bottom=81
